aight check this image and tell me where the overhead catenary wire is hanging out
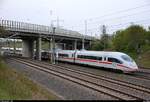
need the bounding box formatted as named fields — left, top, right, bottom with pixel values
left=77, top=18, right=150, bottom=36
left=108, top=18, right=150, bottom=28
left=108, top=21, right=150, bottom=31
left=86, top=10, right=150, bottom=26
left=66, top=10, right=150, bottom=31
left=86, top=3, right=150, bottom=21
left=77, top=18, right=150, bottom=32
left=64, top=3, right=150, bottom=29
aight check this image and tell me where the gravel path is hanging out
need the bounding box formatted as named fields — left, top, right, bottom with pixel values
left=5, top=58, right=116, bottom=100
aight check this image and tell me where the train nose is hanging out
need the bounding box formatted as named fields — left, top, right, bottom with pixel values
left=129, top=62, right=138, bottom=70
left=129, top=62, right=138, bottom=69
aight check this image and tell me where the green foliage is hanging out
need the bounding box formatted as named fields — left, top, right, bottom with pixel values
left=0, top=27, right=4, bottom=33
left=112, top=25, right=150, bottom=66
left=42, top=41, right=50, bottom=50
left=137, top=50, right=150, bottom=68
left=112, top=25, right=148, bottom=53
left=0, top=58, right=58, bottom=100
left=90, top=40, right=103, bottom=51
left=90, top=34, right=112, bottom=51
left=0, top=26, right=8, bottom=35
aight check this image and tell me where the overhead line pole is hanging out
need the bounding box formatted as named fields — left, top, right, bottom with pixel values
left=52, top=27, right=56, bottom=64
left=82, top=20, right=87, bottom=50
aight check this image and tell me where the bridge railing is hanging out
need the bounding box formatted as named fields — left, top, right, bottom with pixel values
left=0, top=19, right=94, bottom=40
left=0, top=20, right=53, bottom=33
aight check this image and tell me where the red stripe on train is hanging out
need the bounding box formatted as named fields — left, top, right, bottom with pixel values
left=62, top=57, right=112, bottom=64
left=99, top=61, right=112, bottom=64
left=117, top=64, right=129, bottom=69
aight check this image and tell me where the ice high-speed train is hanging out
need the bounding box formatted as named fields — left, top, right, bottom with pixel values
left=42, top=50, right=138, bottom=73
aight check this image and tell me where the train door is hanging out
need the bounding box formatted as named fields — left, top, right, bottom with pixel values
left=73, top=50, right=77, bottom=63
left=103, top=56, right=110, bottom=68
left=72, top=53, right=75, bottom=63
left=55, top=52, right=58, bottom=62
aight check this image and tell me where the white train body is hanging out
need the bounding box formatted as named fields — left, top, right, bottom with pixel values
left=44, top=50, right=139, bottom=73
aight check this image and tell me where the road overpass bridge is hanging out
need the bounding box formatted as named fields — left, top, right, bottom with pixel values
left=0, top=19, right=94, bottom=60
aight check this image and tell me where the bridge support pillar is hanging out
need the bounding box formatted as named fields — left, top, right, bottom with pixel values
left=82, top=38, right=85, bottom=50
left=74, top=40, right=77, bottom=50
left=13, top=39, right=16, bottom=54
left=22, top=39, right=34, bottom=58
left=0, top=46, right=1, bottom=55
left=36, top=37, right=41, bottom=61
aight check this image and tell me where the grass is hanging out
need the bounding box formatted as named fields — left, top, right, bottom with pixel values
left=0, top=57, right=59, bottom=100
left=136, top=50, right=150, bottom=68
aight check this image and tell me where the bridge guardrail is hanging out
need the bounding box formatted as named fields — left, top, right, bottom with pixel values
left=0, top=19, right=94, bottom=40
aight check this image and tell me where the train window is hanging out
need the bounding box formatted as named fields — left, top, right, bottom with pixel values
left=97, top=57, right=102, bottom=61
left=121, top=55, right=133, bottom=62
left=108, top=57, right=123, bottom=64
left=87, top=56, right=97, bottom=60
left=78, top=55, right=82, bottom=58
left=58, top=53, right=68, bottom=58
left=41, top=52, right=49, bottom=56
left=78, top=55, right=101, bottom=60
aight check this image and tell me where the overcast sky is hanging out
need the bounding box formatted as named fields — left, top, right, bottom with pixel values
left=0, top=0, right=150, bottom=36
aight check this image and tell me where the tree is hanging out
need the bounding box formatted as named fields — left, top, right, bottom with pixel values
left=112, top=30, right=125, bottom=51
left=100, top=34, right=112, bottom=50
left=142, top=30, right=150, bottom=52
left=0, top=26, right=8, bottom=36
left=90, top=34, right=112, bottom=51
left=148, top=26, right=150, bottom=31
left=112, top=25, right=147, bottom=56
left=90, top=39, right=103, bottom=51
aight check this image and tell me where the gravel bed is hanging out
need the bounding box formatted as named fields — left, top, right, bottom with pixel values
left=5, top=58, right=116, bottom=100
left=29, top=60, right=150, bottom=100
left=57, top=62, right=150, bottom=89
left=137, top=69, right=150, bottom=77
left=139, top=68, right=150, bottom=73
left=134, top=72, right=150, bottom=80
left=50, top=66, right=150, bottom=100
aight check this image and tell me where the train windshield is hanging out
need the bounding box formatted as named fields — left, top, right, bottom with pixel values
left=121, top=55, right=133, bottom=62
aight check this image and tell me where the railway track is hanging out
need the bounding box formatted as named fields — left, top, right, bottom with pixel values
left=125, top=67, right=150, bottom=81
left=36, top=61, right=150, bottom=99
left=137, top=67, right=150, bottom=77
left=34, top=59, right=150, bottom=88
left=8, top=57, right=150, bottom=100
left=139, top=66, right=150, bottom=69
left=37, top=60, right=150, bottom=90
left=9, top=56, right=150, bottom=80
left=9, top=58, right=136, bottom=100
left=57, top=61, right=150, bottom=82
left=130, top=72, right=150, bottom=81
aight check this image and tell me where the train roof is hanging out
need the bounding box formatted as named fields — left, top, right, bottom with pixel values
left=77, top=50, right=125, bottom=57
left=57, top=50, right=75, bottom=53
